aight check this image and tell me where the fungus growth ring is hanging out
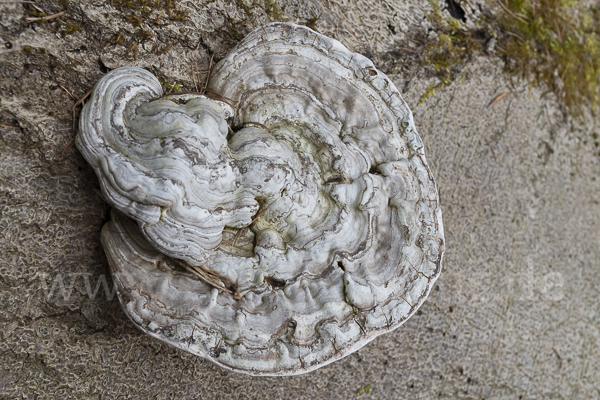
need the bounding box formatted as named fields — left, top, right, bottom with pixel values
left=77, top=22, right=444, bottom=376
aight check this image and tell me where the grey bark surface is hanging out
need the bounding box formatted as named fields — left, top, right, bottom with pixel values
left=1, top=0, right=599, bottom=399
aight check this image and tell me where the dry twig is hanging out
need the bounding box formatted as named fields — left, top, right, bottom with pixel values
left=232, top=206, right=268, bottom=245
left=60, top=86, right=93, bottom=157
left=495, top=0, right=528, bottom=24
left=488, top=92, right=509, bottom=107
left=192, top=60, right=199, bottom=92
left=59, top=84, right=76, bottom=101
left=71, top=87, right=92, bottom=111
left=503, top=30, right=526, bottom=43
left=397, top=46, right=419, bottom=53
left=176, top=260, right=240, bottom=298
left=25, top=11, right=65, bottom=22
left=201, top=54, right=214, bottom=94
left=61, top=136, right=75, bottom=157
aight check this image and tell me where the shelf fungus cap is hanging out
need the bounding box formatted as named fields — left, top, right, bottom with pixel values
left=77, top=22, right=445, bottom=376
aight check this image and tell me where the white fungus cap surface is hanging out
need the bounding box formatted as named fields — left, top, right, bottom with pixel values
left=76, top=22, right=444, bottom=376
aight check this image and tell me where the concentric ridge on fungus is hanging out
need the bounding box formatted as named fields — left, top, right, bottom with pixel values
left=76, top=22, right=445, bottom=376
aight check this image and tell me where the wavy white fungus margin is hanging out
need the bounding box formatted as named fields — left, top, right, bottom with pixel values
left=76, top=22, right=445, bottom=376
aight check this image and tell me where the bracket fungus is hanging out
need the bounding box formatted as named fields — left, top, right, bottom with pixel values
left=77, top=22, right=444, bottom=376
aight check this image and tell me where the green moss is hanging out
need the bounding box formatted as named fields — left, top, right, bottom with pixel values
left=25, top=10, right=46, bottom=18
left=110, top=0, right=189, bottom=55
left=236, top=0, right=255, bottom=19
left=497, top=0, right=600, bottom=116
left=139, top=29, right=154, bottom=41
left=112, top=32, right=125, bottom=46
left=154, top=44, right=172, bottom=55
left=226, top=16, right=248, bottom=41
left=420, top=1, right=600, bottom=116
left=159, top=78, right=183, bottom=93
left=169, top=9, right=189, bottom=21
left=356, top=385, right=372, bottom=395
left=60, top=22, right=81, bottom=37
left=125, top=42, right=138, bottom=57
left=264, top=0, right=288, bottom=22
left=114, top=0, right=189, bottom=23
left=123, top=14, right=145, bottom=26
left=23, top=44, right=47, bottom=55
left=419, top=10, right=485, bottom=105
left=305, top=16, right=320, bottom=31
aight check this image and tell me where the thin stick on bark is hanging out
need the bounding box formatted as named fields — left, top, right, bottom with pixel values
left=25, top=11, right=65, bottom=22
left=495, top=0, right=528, bottom=24
left=202, top=53, right=214, bottom=94
left=59, top=84, right=76, bottom=101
